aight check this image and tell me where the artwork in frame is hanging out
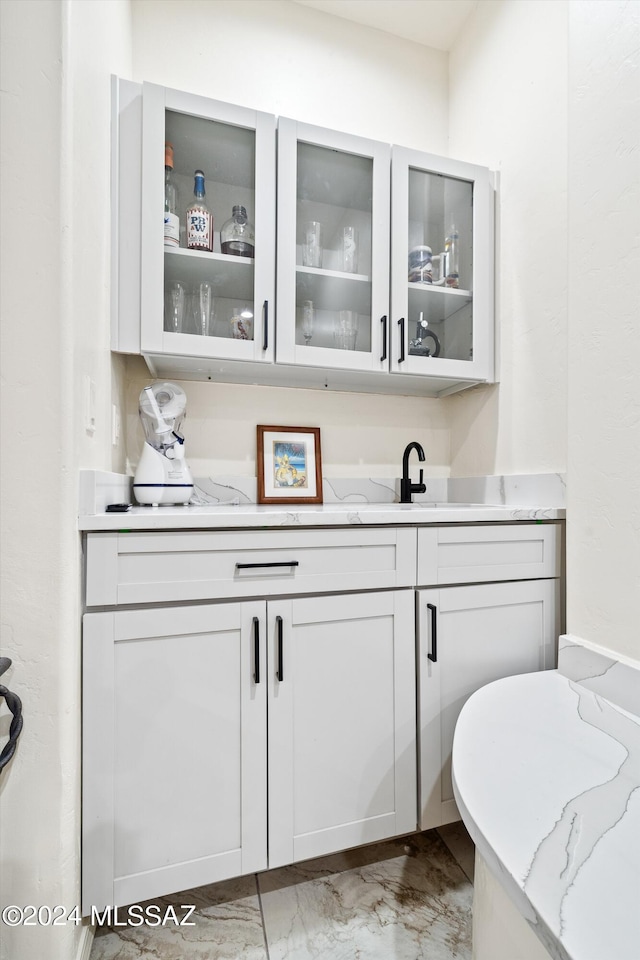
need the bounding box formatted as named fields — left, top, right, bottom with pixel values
left=257, top=425, right=323, bottom=505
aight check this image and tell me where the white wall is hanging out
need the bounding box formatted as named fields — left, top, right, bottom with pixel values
left=447, top=0, right=568, bottom=478
left=124, top=0, right=452, bottom=480
left=566, top=0, right=640, bottom=662
left=0, top=3, right=132, bottom=959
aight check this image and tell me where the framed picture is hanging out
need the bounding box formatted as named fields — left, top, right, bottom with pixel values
left=257, top=425, right=323, bottom=505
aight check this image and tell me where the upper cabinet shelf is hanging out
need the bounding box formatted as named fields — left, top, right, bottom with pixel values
left=111, top=77, right=494, bottom=397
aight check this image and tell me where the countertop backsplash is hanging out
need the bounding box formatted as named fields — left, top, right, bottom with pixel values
left=80, top=471, right=566, bottom=515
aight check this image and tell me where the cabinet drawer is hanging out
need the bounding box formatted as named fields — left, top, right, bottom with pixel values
left=86, top=527, right=417, bottom=606
left=417, top=523, right=561, bottom=586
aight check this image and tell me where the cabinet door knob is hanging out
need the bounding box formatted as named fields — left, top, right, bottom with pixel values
left=276, top=615, right=284, bottom=682
left=253, top=617, right=260, bottom=684
left=427, top=603, right=438, bottom=662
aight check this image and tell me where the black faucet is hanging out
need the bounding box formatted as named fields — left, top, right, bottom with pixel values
left=400, top=442, right=426, bottom=503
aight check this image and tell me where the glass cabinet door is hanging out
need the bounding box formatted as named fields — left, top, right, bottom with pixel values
left=140, top=83, right=276, bottom=364
left=276, top=119, right=390, bottom=373
left=390, top=147, right=493, bottom=385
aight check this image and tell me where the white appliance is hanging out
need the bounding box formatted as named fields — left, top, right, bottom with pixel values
left=133, top=382, right=193, bottom=506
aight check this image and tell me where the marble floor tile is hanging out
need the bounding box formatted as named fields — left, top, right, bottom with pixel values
left=437, top=821, right=476, bottom=883
left=259, top=831, right=473, bottom=960
left=89, top=875, right=267, bottom=960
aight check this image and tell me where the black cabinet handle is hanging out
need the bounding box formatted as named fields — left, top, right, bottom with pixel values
left=236, top=561, right=299, bottom=570
left=276, top=615, right=284, bottom=681
left=427, top=603, right=437, bottom=662
left=253, top=617, right=260, bottom=684
left=398, top=317, right=405, bottom=363
left=262, top=300, right=269, bottom=351
left=380, top=315, right=387, bottom=362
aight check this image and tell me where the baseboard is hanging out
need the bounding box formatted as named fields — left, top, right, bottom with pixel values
left=76, top=923, right=95, bottom=960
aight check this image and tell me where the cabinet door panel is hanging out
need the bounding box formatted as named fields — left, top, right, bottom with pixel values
left=82, top=601, right=266, bottom=912
left=139, top=81, right=276, bottom=364
left=268, top=591, right=416, bottom=868
left=276, top=117, right=390, bottom=372
left=391, top=145, right=494, bottom=384
left=418, top=580, right=559, bottom=830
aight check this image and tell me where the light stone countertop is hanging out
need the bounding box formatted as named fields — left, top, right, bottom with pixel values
left=78, top=501, right=565, bottom=531
left=452, top=670, right=640, bottom=960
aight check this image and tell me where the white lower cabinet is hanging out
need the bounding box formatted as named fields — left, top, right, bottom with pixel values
left=417, top=578, right=560, bottom=830
left=82, top=521, right=563, bottom=913
left=82, top=588, right=416, bottom=912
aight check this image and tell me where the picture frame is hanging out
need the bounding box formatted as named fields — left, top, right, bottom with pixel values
left=257, top=425, right=323, bottom=505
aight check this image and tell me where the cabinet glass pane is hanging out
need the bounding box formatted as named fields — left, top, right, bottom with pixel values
left=407, top=169, right=473, bottom=363
left=295, top=142, right=372, bottom=354
left=163, top=111, right=256, bottom=342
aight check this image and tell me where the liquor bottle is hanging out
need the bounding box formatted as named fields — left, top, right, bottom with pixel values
left=444, top=224, right=460, bottom=288
left=186, top=170, right=214, bottom=252
left=220, top=204, right=255, bottom=258
left=163, top=143, right=179, bottom=247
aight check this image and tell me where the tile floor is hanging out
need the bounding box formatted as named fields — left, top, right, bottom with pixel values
left=90, top=826, right=475, bottom=960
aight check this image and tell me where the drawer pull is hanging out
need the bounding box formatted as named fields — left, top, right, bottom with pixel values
left=253, top=617, right=260, bottom=684
left=427, top=603, right=438, bottom=663
left=235, top=561, right=299, bottom=571
left=276, top=615, right=284, bottom=682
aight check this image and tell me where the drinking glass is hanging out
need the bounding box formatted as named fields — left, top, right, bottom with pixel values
left=342, top=226, right=358, bottom=273
left=197, top=281, right=214, bottom=337
left=301, top=300, right=314, bottom=345
left=230, top=313, right=253, bottom=340
left=302, top=221, right=323, bottom=268
left=166, top=281, right=186, bottom=333
left=333, top=310, right=358, bottom=350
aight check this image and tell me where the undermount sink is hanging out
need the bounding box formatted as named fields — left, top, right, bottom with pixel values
left=326, top=502, right=490, bottom=510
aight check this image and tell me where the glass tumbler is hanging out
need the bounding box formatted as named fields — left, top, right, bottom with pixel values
left=197, top=281, right=214, bottom=337
left=302, top=221, right=323, bottom=268
left=333, top=310, right=358, bottom=350
left=301, top=300, right=315, bottom=345
left=166, top=281, right=186, bottom=333
left=342, top=226, right=358, bottom=273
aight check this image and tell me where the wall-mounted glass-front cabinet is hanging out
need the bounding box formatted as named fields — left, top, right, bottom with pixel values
left=390, top=147, right=493, bottom=385
left=112, top=78, right=494, bottom=396
left=135, top=82, right=276, bottom=368
left=276, top=119, right=390, bottom=374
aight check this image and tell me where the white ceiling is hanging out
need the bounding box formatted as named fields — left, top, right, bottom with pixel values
left=292, top=0, right=478, bottom=51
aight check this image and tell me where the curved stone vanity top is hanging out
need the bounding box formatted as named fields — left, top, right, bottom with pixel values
left=78, top=501, right=564, bottom=531
left=452, top=670, right=640, bottom=960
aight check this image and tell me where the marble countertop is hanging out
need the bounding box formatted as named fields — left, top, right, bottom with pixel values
left=452, top=670, right=640, bottom=960
left=78, top=501, right=564, bottom=531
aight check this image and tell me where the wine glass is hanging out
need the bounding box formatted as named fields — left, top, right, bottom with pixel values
left=301, top=300, right=314, bottom=346
left=197, top=281, right=214, bottom=337
left=166, top=281, right=186, bottom=333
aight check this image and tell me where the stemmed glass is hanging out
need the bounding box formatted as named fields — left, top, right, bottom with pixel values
left=301, top=300, right=314, bottom=346
left=166, top=281, right=186, bottom=333
left=197, top=281, right=214, bottom=337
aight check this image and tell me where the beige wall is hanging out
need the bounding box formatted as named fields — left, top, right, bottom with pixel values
left=0, top=3, right=132, bottom=959
left=566, top=0, right=640, bottom=662
left=446, top=0, right=568, bottom=477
